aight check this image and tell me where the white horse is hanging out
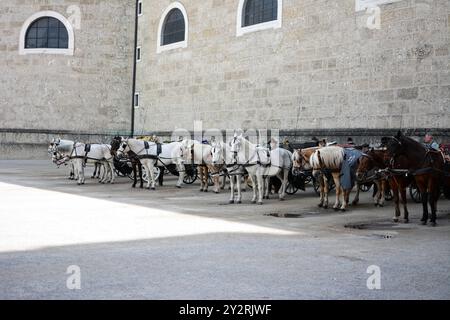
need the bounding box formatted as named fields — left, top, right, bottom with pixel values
left=49, top=139, right=114, bottom=185
left=49, top=139, right=77, bottom=180
left=70, top=143, right=115, bottom=185
left=116, top=138, right=185, bottom=189
left=227, top=134, right=292, bottom=204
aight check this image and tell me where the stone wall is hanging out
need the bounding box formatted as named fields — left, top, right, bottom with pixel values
left=0, top=0, right=135, bottom=159
left=135, top=0, right=450, bottom=135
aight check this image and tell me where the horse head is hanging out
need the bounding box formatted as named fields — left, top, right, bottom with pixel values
left=110, top=136, right=123, bottom=154
left=356, top=151, right=375, bottom=182
left=382, top=131, right=406, bottom=158
left=116, top=139, right=130, bottom=158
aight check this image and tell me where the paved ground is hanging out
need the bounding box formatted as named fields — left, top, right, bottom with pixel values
left=0, top=160, right=449, bottom=300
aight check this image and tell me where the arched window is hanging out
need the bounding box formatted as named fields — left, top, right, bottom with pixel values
left=243, top=0, right=277, bottom=27
left=157, top=2, right=188, bottom=53
left=162, top=9, right=185, bottom=45
left=19, top=11, right=74, bottom=55
left=236, top=0, right=282, bottom=36
left=25, top=17, right=69, bottom=49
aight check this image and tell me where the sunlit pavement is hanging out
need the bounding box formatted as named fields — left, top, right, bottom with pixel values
left=0, top=161, right=449, bottom=299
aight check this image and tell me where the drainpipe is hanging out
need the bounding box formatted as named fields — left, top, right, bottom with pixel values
left=131, top=0, right=139, bottom=137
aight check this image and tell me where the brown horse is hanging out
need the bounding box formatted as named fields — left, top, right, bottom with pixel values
left=292, top=146, right=341, bottom=209
left=356, top=149, right=389, bottom=207
left=356, top=148, right=412, bottom=222
left=384, top=131, right=445, bottom=226
left=110, top=137, right=144, bottom=189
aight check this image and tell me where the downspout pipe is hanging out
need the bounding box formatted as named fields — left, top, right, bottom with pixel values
left=130, top=0, right=139, bottom=137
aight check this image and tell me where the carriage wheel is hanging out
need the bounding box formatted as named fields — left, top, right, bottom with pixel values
left=183, top=168, right=198, bottom=184
left=286, top=182, right=299, bottom=195
left=409, top=184, right=422, bottom=203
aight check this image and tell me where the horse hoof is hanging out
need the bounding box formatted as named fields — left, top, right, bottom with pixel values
left=323, top=205, right=328, bottom=209
left=176, top=186, right=182, bottom=189
left=132, top=185, right=136, bottom=188
left=279, top=198, right=285, bottom=201
left=204, top=190, right=208, bottom=193
left=352, top=201, right=358, bottom=206
left=403, top=219, right=409, bottom=224
left=430, top=222, right=437, bottom=227
left=229, top=200, right=234, bottom=204
left=318, top=203, right=323, bottom=208
left=340, top=208, right=346, bottom=212
left=237, top=200, right=242, bottom=204
left=214, top=191, right=219, bottom=194
left=151, top=187, right=155, bottom=190
left=77, top=183, right=81, bottom=186
left=333, top=208, right=339, bottom=211
left=393, top=218, right=399, bottom=223
left=258, top=202, right=263, bottom=205
left=421, top=221, right=427, bottom=226
left=251, top=200, right=256, bottom=204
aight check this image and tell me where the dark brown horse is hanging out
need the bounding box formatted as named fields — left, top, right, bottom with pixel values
left=383, top=131, right=445, bottom=226
left=356, top=148, right=412, bottom=222
left=111, top=137, right=144, bottom=189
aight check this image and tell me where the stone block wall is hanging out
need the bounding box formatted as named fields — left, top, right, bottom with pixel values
left=135, top=0, right=449, bottom=136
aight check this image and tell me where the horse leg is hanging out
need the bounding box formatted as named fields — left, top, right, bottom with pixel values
left=429, top=181, right=439, bottom=226
left=229, top=175, right=235, bottom=204
left=147, top=161, right=156, bottom=190
left=69, top=161, right=75, bottom=180
left=77, top=160, right=85, bottom=185
left=97, top=163, right=102, bottom=179
left=100, top=162, right=107, bottom=183
left=340, top=188, right=349, bottom=212
left=278, top=170, right=288, bottom=201
left=332, top=173, right=341, bottom=211
left=390, top=179, right=401, bottom=222
left=132, top=161, right=137, bottom=188
left=249, top=175, right=257, bottom=204
left=378, top=180, right=386, bottom=207
left=91, top=163, right=97, bottom=179
left=256, top=174, right=264, bottom=205
left=352, top=183, right=360, bottom=206
left=373, top=180, right=381, bottom=206
left=236, top=174, right=242, bottom=204
left=158, top=167, right=164, bottom=186
left=138, top=162, right=144, bottom=188
left=214, top=175, right=220, bottom=193
left=109, top=161, right=115, bottom=184
left=221, top=174, right=227, bottom=190
left=176, top=164, right=185, bottom=188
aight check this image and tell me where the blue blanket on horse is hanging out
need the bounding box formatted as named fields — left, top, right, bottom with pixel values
left=340, top=148, right=364, bottom=191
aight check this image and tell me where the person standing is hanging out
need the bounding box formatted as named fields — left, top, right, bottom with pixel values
left=424, top=133, right=440, bottom=151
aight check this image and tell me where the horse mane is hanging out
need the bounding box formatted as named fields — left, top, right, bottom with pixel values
left=310, top=146, right=344, bottom=170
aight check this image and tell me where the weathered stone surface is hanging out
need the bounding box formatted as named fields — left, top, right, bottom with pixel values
left=135, top=0, right=450, bottom=134
left=0, top=0, right=134, bottom=140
